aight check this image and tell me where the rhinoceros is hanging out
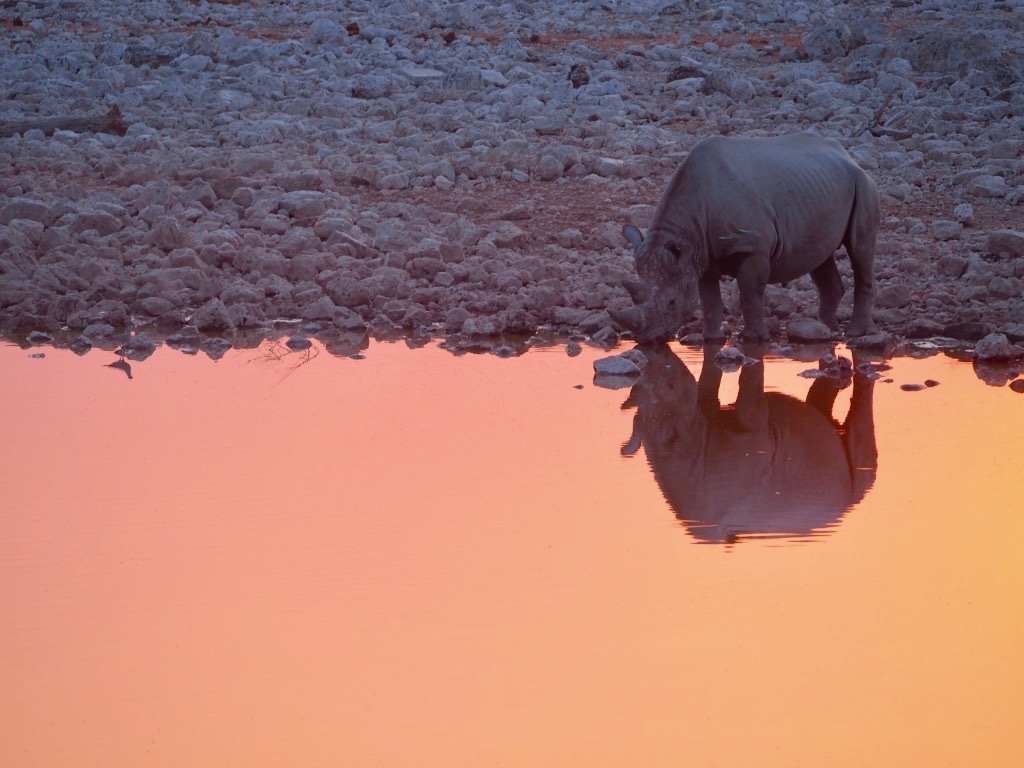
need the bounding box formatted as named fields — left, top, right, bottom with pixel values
left=620, top=345, right=877, bottom=544
left=610, top=133, right=880, bottom=343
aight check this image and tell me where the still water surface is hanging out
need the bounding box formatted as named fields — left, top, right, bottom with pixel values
left=2, top=340, right=1023, bottom=766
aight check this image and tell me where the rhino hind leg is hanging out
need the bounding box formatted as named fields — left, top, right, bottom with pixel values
left=846, top=249, right=876, bottom=337
left=810, top=256, right=844, bottom=331
left=844, top=176, right=879, bottom=337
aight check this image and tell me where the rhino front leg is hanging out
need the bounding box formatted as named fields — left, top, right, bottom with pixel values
left=736, top=259, right=770, bottom=342
left=810, top=256, right=844, bottom=331
left=735, top=359, right=770, bottom=433
left=698, top=274, right=725, bottom=341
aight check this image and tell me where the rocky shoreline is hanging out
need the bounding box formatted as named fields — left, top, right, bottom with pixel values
left=2, top=0, right=1024, bottom=362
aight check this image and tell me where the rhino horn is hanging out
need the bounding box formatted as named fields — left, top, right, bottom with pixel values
left=623, top=279, right=653, bottom=304
left=608, top=305, right=648, bottom=334
left=622, top=224, right=644, bottom=250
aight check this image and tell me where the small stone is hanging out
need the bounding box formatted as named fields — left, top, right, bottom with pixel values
left=620, top=348, right=648, bottom=370
left=286, top=336, right=312, bottom=351
left=925, top=379, right=940, bottom=387
left=201, top=337, right=232, bottom=360
left=974, top=333, right=1013, bottom=361
left=566, top=341, right=582, bottom=357
left=492, top=346, right=516, bottom=358
left=944, top=321, right=991, bottom=341
left=191, top=299, right=233, bottom=331
left=969, top=175, right=1007, bottom=198
left=119, top=333, right=157, bottom=361
left=279, top=191, right=328, bottom=220
left=857, top=362, right=892, bottom=375
left=333, top=307, right=366, bottom=332
left=445, top=306, right=471, bottom=331
left=302, top=295, right=338, bottom=321
left=70, top=336, right=93, bottom=355
left=593, top=158, right=624, bottom=178
left=535, top=155, right=563, bottom=181
left=953, top=203, right=974, bottom=225
left=937, top=254, right=968, bottom=278
left=799, top=368, right=829, bottom=379
left=26, top=330, right=54, bottom=346
left=70, top=210, right=122, bottom=237
left=480, top=69, right=509, bottom=87
left=82, top=322, right=115, bottom=338
left=593, top=355, right=642, bottom=376
left=401, top=66, right=445, bottom=86
left=989, top=276, right=1019, bottom=299
left=1009, top=379, right=1024, bottom=393
left=986, top=230, right=1024, bottom=259
left=931, top=220, right=962, bottom=241
left=1, top=198, right=54, bottom=226
left=569, top=62, right=590, bottom=88
left=848, top=332, right=892, bottom=350
left=787, top=317, right=833, bottom=342
left=714, top=346, right=746, bottom=372
left=802, top=20, right=853, bottom=61
left=875, top=284, right=913, bottom=309
left=591, top=326, right=618, bottom=346
left=1002, top=324, right=1024, bottom=343
left=138, top=297, right=176, bottom=316
left=905, top=318, right=945, bottom=338
left=900, top=383, right=927, bottom=391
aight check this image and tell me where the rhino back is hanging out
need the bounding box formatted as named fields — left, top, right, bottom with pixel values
left=654, top=134, right=873, bottom=283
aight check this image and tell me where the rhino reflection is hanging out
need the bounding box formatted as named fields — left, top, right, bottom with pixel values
left=622, top=346, right=877, bottom=544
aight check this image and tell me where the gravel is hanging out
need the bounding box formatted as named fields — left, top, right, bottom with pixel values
left=2, top=0, right=1024, bottom=356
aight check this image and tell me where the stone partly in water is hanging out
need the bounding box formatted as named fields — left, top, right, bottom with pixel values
left=593, top=352, right=643, bottom=389
left=593, top=354, right=642, bottom=377
left=713, top=346, right=747, bottom=372
left=974, top=332, right=1013, bottom=361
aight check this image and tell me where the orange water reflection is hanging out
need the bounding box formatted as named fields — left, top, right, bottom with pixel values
left=621, top=345, right=876, bottom=543
left=2, top=340, right=1023, bottom=767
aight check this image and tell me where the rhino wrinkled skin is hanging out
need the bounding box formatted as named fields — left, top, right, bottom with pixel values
left=620, top=345, right=878, bottom=544
left=612, top=133, right=881, bottom=343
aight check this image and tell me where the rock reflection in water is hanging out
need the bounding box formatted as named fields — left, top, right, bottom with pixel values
left=621, top=345, right=877, bottom=544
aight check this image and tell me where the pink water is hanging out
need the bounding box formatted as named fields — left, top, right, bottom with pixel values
left=2, top=339, right=1023, bottom=766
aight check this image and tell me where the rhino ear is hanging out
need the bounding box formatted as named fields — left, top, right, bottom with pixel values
left=622, top=224, right=644, bottom=250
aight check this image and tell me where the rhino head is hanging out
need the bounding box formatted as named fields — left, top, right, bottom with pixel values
left=608, top=224, right=699, bottom=343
